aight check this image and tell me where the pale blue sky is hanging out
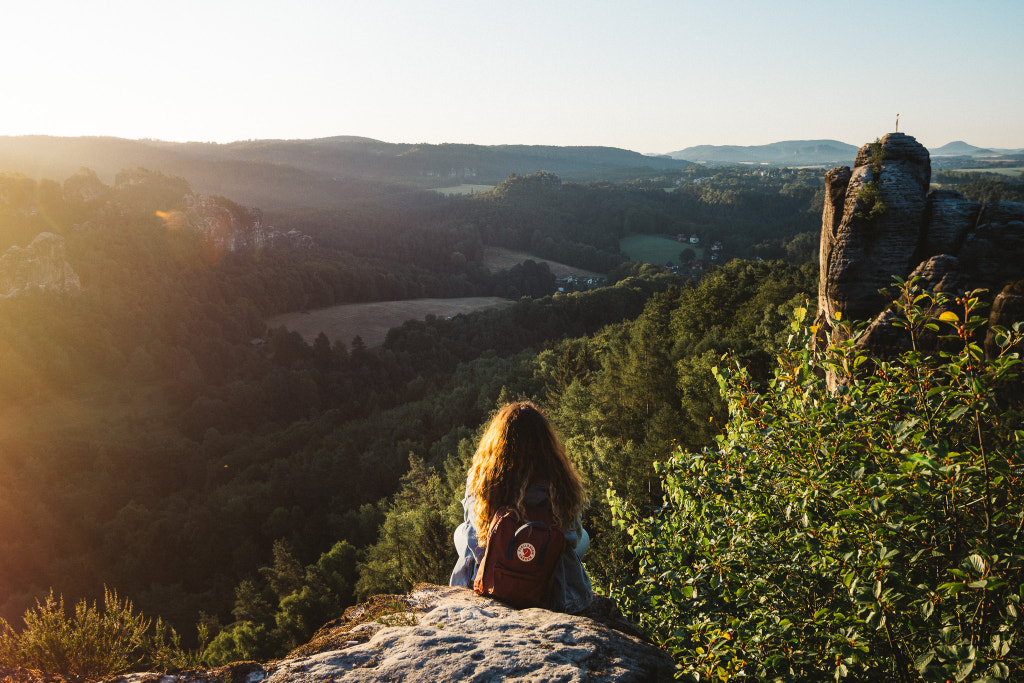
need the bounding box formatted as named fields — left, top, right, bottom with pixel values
left=2, top=0, right=1021, bottom=152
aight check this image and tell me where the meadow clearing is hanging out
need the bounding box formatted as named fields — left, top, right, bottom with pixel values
left=267, top=297, right=514, bottom=347
left=956, top=167, right=1024, bottom=177
left=430, top=184, right=495, bottom=196
left=268, top=249, right=606, bottom=347
left=481, top=246, right=606, bottom=279
left=619, top=234, right=703, bottom=266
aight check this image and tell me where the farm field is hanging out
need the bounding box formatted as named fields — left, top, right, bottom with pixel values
left=955, top=167, right=1024, bottom=177
left=267, top=297, right=514, bottom=347
left=482, top=246, right=606, bottom=279
left=430, top=184, right=495, bottom=196
left=620, top=234, right=702, bottom=266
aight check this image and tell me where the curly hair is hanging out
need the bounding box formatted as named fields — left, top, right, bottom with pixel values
left=467, top=401, right=586, bottom=544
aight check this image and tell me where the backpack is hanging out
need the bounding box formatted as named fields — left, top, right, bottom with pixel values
left=474, top=505, right=565, bottom=609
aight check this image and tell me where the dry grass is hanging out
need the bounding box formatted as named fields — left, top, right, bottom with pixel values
left=268, top=248, right=606, bottom=347
left=266, top=297, right=514, bottom=347
left=481, top=247, right=606, bottom=279
left=430, top=184, right=495, bottom=196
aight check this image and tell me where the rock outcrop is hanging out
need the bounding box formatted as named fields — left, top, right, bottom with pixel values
left=110, top=585, right=672, bottom=683
left=817, top=132, right=1024, bottom=358
left=164, top=196, right=313, bottom=255
left=0, top=232, right=81, bottom=298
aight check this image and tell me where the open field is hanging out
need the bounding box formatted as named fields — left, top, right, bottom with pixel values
left=431, top=184, right=495, bottom=196
left=482, top=246, right=606, bottom=279
left=267, top=297, right=514, bottom=347
left=955, top=167, right=1024, bottom=177
left=620, top=234, right=702, bottom=265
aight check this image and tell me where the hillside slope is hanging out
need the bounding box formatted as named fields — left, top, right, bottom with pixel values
left=0, top=136, right=691, bottom=207
left=668, top=139, right=857, bottom=165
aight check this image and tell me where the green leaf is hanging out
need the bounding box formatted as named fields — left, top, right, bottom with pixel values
left=894, top=418, right=920, bottom=439
left=966, top=554, right=987, bottom=577
left=914, top=651, right=935, bottom=673
left=949, top=405, right=970, bottom=421
left=938, top=581, right=965, bottom=596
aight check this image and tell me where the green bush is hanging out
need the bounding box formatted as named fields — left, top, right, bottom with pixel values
left=0, top=587, right=204, bottom=676
left=855, top=138, right=888, bottom=221
left=610, top=284, right=1023, bottom=681
left=855, top=180, right=888, bottom=221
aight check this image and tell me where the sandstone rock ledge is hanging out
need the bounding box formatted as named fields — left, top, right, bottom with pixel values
left=114, top=584, right=673, bottom=683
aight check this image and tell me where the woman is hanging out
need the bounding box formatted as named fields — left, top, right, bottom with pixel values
left=449, top=401, right=593, bottom=613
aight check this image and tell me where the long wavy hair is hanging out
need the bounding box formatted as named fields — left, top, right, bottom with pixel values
left=467, top=401, right=586, bottom=544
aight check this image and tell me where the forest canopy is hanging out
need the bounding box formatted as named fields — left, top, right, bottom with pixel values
left=0, top=160, right=825, bottom=670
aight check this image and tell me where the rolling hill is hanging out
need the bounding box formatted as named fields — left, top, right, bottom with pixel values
left=0, top=135, right=692, bottom=208
left=668, top=139, right=858, bottom=166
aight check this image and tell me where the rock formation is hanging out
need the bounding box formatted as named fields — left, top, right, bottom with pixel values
left=168, top=196, right=313, bottom=254
left=105, top=585, right=671, bottom=683
left=0, top=232, right=81, bottom=298
left=817, top=132, right=1024, bottom=358
left=0, top=171, right=314, bottom=298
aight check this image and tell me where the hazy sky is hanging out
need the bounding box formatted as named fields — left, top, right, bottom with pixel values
left=3, top=0, right=1022, bottom=153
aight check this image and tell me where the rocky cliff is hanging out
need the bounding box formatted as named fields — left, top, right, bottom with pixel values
left=90, top=585, right=669, bottom=682
left=0, top=232, right=81, bottom=298
left=164, top=195, right=313, bottom=254
left=817, top=132, right=1024, bottom=356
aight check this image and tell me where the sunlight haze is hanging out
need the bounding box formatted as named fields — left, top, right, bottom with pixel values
left=2, top=0, right=1022, bottom=152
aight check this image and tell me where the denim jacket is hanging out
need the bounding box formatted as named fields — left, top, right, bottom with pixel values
left=449, top=481, right=593, bottom=613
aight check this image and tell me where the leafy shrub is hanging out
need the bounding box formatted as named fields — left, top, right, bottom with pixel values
left=869, top=137, right=885, bottom=173
left=610, top=284, right=1023, bottom=681
left=0, top=587, right=204, bottom=677
left=855, top=138, right=888, bottom=221
left=855, top=180, right=889, bottom=221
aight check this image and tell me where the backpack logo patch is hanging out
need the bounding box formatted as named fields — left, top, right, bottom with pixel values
left=516, top=542, right=537, bottom=562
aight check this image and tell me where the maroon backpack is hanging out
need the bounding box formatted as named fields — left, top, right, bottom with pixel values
left=474, top=505, right=565, bottom=608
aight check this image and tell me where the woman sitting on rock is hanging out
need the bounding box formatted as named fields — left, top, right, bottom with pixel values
left=449, top=400, right=593, bottom=613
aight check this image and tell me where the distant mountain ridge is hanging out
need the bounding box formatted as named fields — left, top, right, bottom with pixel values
left=929, top=141, right=996, bottom=156
left=2, top=135, right=1020, bottom=210
left=0, top=135, right=692, bottom=208
left=928, top=140, right=1024, bottom=157
left=668, top=138, right=1024, bottom=166
left=668, top=140, right=859, bottom=166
